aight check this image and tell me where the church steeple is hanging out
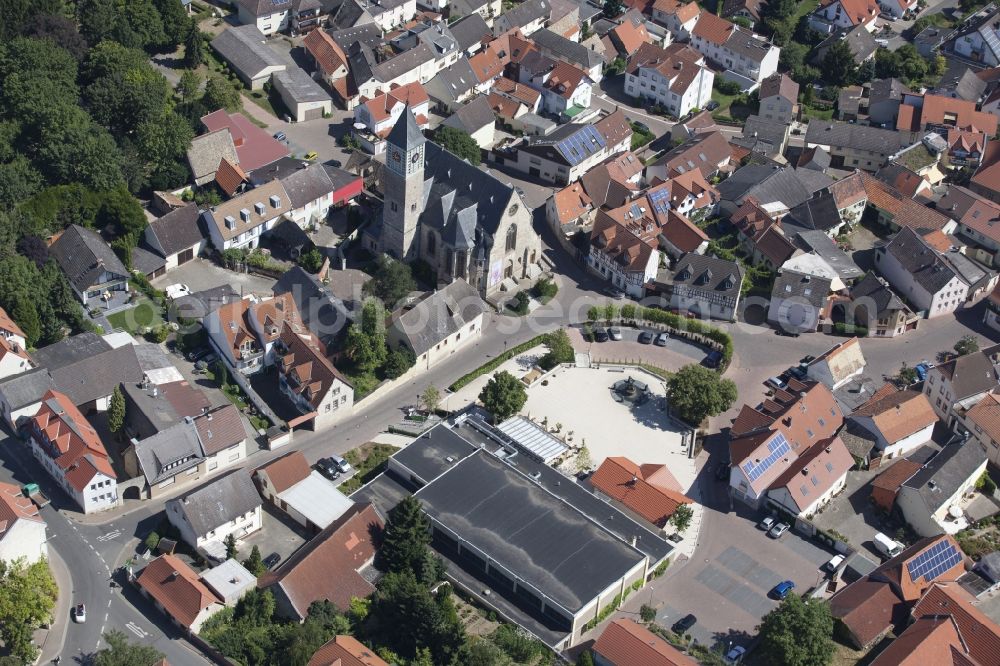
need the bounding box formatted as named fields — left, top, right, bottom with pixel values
left=387, top=106, right=426, bottom=153
left=381, top=107, right=425, bottom=261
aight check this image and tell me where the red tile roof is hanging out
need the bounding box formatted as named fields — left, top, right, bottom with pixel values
left=31, top=390, right=115, bottom=491
left=589, top=456, right=692, bottom=527
left=0, top=482, right=43, bottom=543
left=590, top=202, right=659, bottom=272
left=277, top=324, right=349, bottom=410
left=860, top=172, right=952, bottom=232
left=201, top=110, right=289, bottom=172
left=692, top=11, right=735, bottom=45
left=897, top=94, right=998, bottom=136
left=308, top=635, right=389, bottom=666
left=820, top=0, right=880, bottom=26
left=494, top=76, right=541, bottom=106
left=851, top=386, right=937, bottom=445
left=0, top=306, right=25, bottom=339
left=971, top=141, right=1000, bottom=196
left=731, top=404, right=776, bottom=436
left=610, top=19, right=650, bottom=57
left=262, top=504, right=382, bottom=617
left=870, top=458, right=922, bottom=494
left=215, top=157, right=248, bottom=197
left=137, top=554, right=222, bottom=630
left=593, top=619, right=697, bottom=666
left=255, top=450, right=312, bottom=494
left=551, top=183, right=593, bottom=224
left=911, top=583, right=1000, bottom=666
left=362, top=81, right=429, bottom=127
left=304, top=29, right=347, bottom=77
left=768, top=435, right=854, bottom=513
left=542, top=61, right=588, bottom=99
left=869, top=615, right=968, bottom=666
left=193, top=404, right=247, bottom=456
left=966, top=392, right=1000, bottom=447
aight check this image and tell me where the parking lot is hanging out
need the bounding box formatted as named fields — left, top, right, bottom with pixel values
left=630, top=470, right=836, bottom=652
left=567, top=323, right=707, bottom=368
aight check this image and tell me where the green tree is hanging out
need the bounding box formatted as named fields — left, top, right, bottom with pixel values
left=0, top=558, right=58, bottom=663
left=94, top=629, right=165, bottom=666
left=757, top=595, right=835, bottom=666
left=153, top=0, right=193, bottom=48
left=955, top=335, right=979, bottom=356
left=82, top=41, right=172, bottom=139
left=78, top=0, right=167, bottom=52
left=606, top=57, right=627, bottom=76
left=379, top=495, right=430, bottom=574
left=576, top=445, right=592, bottom=473
left=27, top=14, right=90, bottom=61
left=242, top=545, right=265, bottom=576
left=577, top=651, right=595, bottom=666
left=383, top=346, right=416, bottom=379
left=11, top=295, right=41, bottom=347
left=434, top=125, right=481, bottom=165
left=479, top=371, right=527, bottom=422
left=367, top=570, right=466, bottom=661
left=603, top=0, right=624, bottom=17
left=363, top=256, right=417, bottom=307
left=897, top=363, right=918, bottom=385
left=184, top=28, right=206, bottom=68
left=108, top=385, right=126, bottom=434
left=666, top=364, right=738, bottom=425
left=224, top=533, right=238, bottom=560
left=670, top=504, right=694, bottom=533
left=822, top=39, right=858, bottom=86
left=540, top=328, right=575, bottom=370
left=455, top=638, right=513, bottom=666
left=203, top=74, right=243, bottom=112
left=344, top=299, right=388, bottom=372
left=298, top=246, right=324, bottom=273
left=640, top=604, right=656, bottom=622
left=421, top=384, right=442, bottom=413
left=177, top=69, right=202, bottom=103
left=235, top=588, right=276, bottom=627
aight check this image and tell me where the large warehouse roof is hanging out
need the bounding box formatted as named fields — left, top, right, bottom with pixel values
left=415, top=450, right=647, bottom=615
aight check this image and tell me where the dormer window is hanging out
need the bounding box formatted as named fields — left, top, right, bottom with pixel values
left=239, top=208, right=251, bottom=222
left=254, top=202, right=265, bottom=215
left=269, top=195, right=281, bottom=208
left=225, top=215, right=236, bottom=229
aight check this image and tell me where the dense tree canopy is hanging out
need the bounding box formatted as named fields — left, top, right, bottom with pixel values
left=379, top=495, right=431, bottom=575
left=0, top=558, right=59, bottom=663
left=94, top=630, right=165, bottom=666
left=434, top=126, right=481, bottom=165
left=667, top=364, right=738, bottom=425
left=479, top=371, right=528, bottom=422
left=822, top=40, right=858, bottom=87
left=757, top=595, right=835, bottom=666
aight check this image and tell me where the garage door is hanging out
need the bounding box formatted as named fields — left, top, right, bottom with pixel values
left=303, top=107, right=324, bottom=121
left=177, top=248, right=194, bottom=265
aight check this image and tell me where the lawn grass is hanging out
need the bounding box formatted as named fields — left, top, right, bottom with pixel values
left=106, top=299, right=163, bottom=333
left=338, top=442, right=400, bottom=494
left=792, top=0, right=820, bottom=23
left=800, top=104, right=835, bottom=121
left=710, top=88, right=738, bottom=115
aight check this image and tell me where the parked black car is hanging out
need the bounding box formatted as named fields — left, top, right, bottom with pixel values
left=263, top=552, right=281, bottom=569
left=315, top=458, right=341, bottom=479
left=594, top=328, right=609, bottom=342
left=638, top=331, right=654, bottom=344
left=672, top=614, right=697, bottom=634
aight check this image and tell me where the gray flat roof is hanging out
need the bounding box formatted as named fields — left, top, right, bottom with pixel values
left=415, top=449, right=648, bottom=615
left=391, top=425, right=477, bottom=484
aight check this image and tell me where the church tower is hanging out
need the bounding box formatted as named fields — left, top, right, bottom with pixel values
left=381, top=108, right=425, bottom=262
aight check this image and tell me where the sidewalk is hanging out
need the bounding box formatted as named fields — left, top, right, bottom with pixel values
left=240, top=93, right=283, bottom=128
left=37, top=548, right=71, bottom=664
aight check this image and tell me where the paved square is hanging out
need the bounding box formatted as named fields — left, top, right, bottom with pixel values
left=522, top=366, right=695, bottom=490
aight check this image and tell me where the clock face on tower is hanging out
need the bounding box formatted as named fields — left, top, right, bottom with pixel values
left=411, top=151, right=420, bottom=164
left=391, top=149, right=401, bottom=163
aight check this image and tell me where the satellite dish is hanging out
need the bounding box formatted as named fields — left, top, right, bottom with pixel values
left=353, top=123, right=367, bottom=130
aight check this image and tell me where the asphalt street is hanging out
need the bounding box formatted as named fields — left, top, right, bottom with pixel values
left=0, top=435, right=204, bottom=664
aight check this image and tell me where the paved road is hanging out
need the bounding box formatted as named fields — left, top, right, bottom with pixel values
left=0, top=437, right=206, bottom=664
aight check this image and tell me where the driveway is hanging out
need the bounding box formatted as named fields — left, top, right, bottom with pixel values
left=151, top=258, right=277, bottom=297
left=238, top=505, right=309, bottom=566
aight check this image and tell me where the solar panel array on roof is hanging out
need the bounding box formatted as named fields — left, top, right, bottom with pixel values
left=556, top=125, right=606, bottom=166
left=742, top=432, right=790, bottom=482
left=907, top=540, right=962, bottom=583
left=648, top=187, right=670, bottom=215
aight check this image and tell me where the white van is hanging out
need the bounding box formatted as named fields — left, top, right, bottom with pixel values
left=874, top=532, right=903, bottom=558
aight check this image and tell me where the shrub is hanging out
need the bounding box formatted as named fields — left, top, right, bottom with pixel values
left=145, top=325, right=170, bottom=343
left=145, top=532, right=160, bottom=551
left=449, top=335, right=548, bottom=391
left=640, top=604, right=657, bottom=622
left=533, top=278, right=558, bottom=300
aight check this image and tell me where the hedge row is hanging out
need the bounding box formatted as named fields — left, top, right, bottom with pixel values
left=587, top=305, right=734, bottom=368
left=449, top=334, right=549, bottom=392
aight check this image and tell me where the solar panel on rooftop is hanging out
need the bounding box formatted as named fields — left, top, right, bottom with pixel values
left=906, top=540, right=961, bottom=583
left=741, top=432, right=791, bottom=483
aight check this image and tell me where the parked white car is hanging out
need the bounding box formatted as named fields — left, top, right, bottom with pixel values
left=164, top=283, right=191, bottom=300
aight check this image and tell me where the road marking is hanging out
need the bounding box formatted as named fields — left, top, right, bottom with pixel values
left=97, top=530, right=121, bottom=542
left=107, top=600, right=112, bottom=608
left=88, top=543, right=96, bottom=551
left=126, top=621, right=148, bottom=638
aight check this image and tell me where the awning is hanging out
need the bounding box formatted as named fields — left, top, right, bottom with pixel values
left=563, top=105, right=586, bottom=118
